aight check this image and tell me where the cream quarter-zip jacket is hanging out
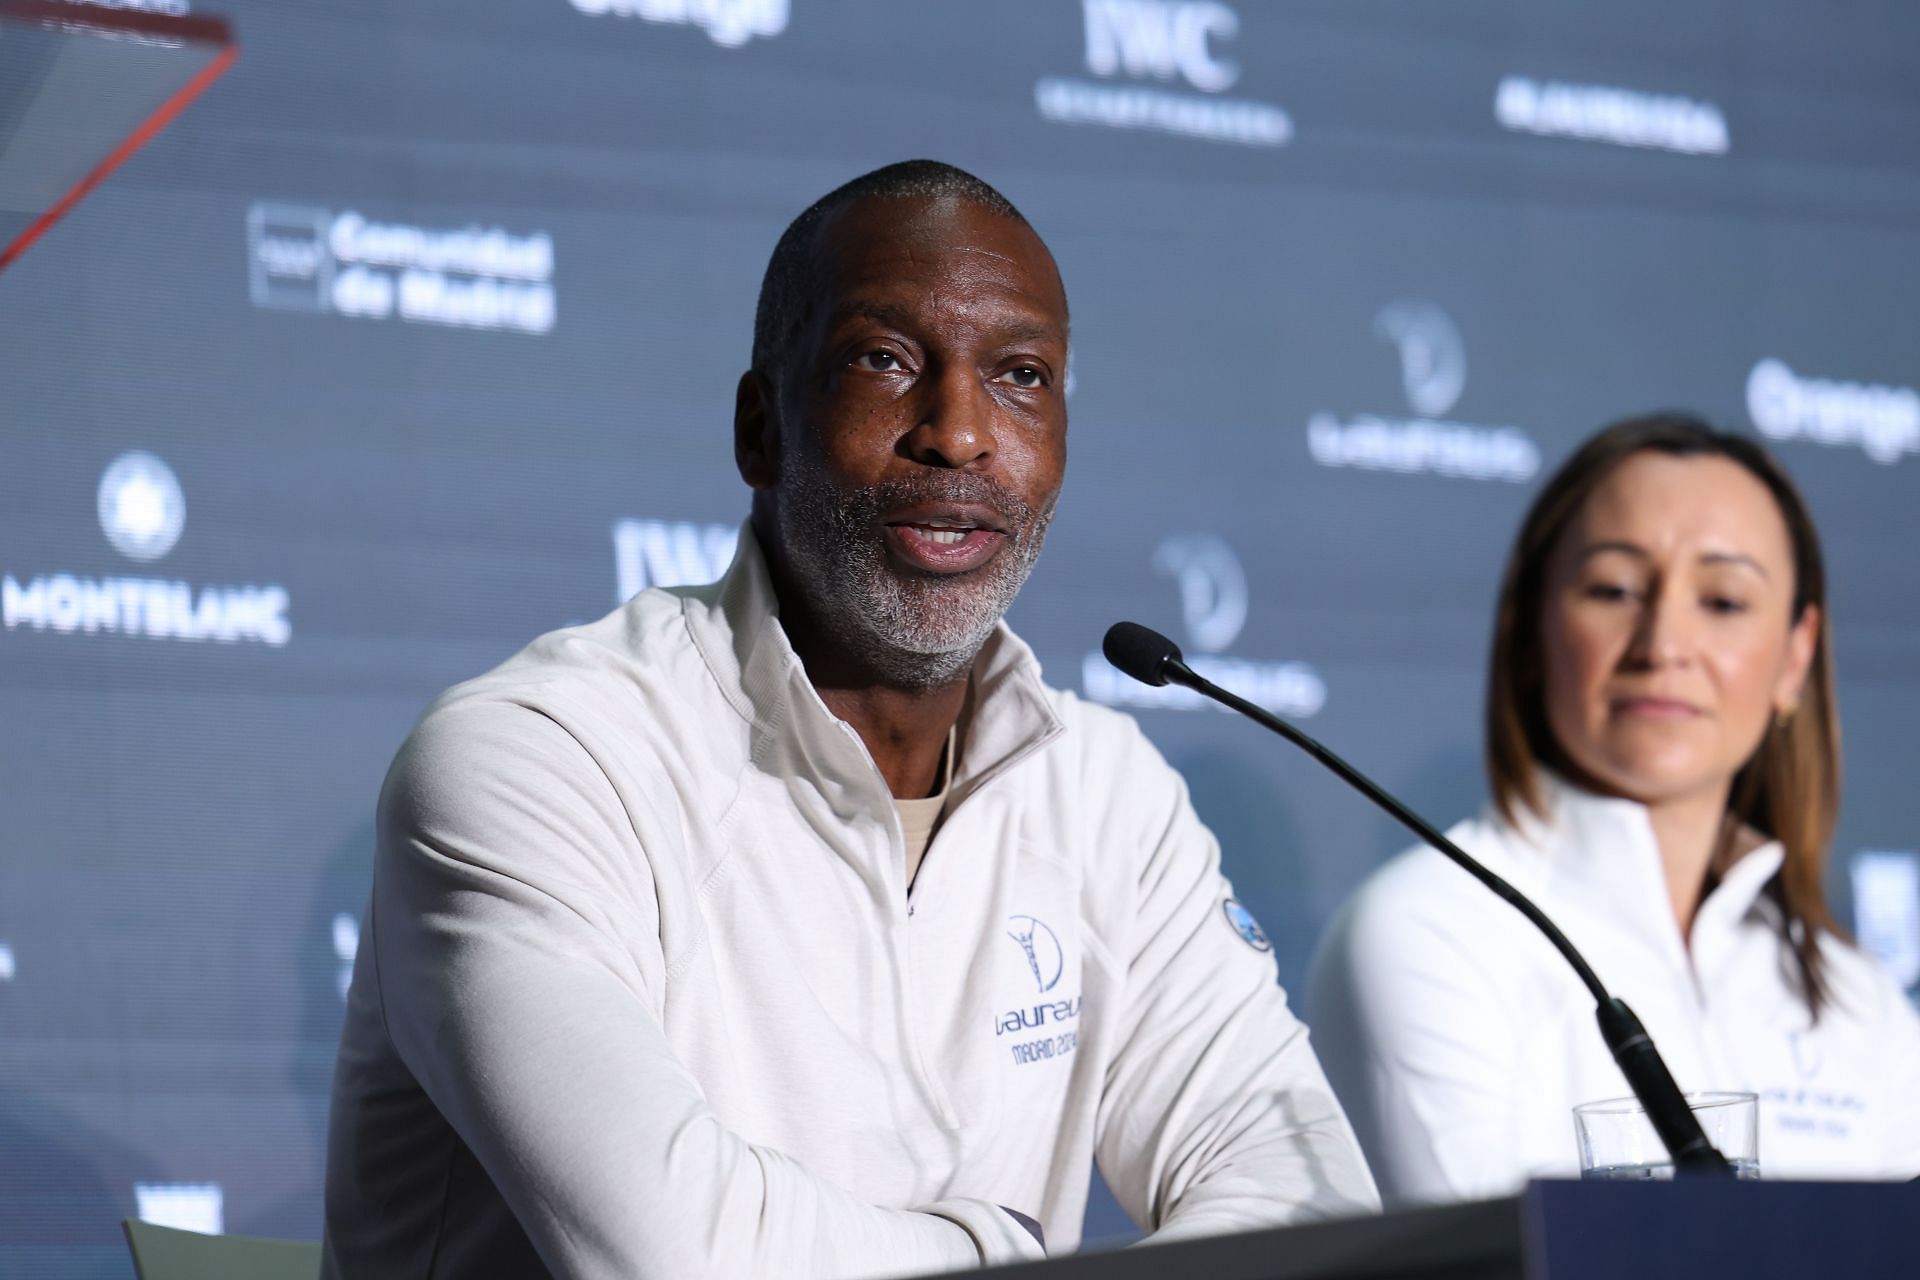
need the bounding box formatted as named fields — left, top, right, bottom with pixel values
left=324, top=527, right=1378, bottom=1279
left=1307, top=775, right=1920, bottom=1206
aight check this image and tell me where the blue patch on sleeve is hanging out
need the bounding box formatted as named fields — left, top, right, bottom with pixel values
left=1222, top=897, right=1272, bottom=952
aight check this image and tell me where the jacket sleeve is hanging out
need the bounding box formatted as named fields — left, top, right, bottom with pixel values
left=1867, top=960, right=1920, bottom=1180
left=1303, top=861, right=1529, bottom=1206
left=1090, top=723, right=1380, bottom=1241
left=368, top=699, right=1043, bottom=1278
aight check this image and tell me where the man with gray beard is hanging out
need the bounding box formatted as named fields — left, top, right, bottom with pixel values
left=323, top=160, right=1377, bottom=1280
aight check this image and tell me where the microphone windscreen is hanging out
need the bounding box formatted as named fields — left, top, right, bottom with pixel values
left=1102, top=622, right=1183, bottom=687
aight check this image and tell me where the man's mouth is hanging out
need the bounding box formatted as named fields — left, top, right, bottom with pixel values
left=902, top=523, right=974, bottom=547
left=880, top=504, right=1010, bottom=574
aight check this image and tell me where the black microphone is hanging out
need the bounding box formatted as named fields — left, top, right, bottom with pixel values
left=1102, top=620, right=1733, bottom=1177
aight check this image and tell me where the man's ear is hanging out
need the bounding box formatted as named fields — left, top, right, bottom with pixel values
left=734, top=369, right=779, bottom=490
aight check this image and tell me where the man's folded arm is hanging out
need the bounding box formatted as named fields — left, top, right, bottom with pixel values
left=369, top=700, right=1042, bottom=1278
left=1090, top=726, right=1381, bottom=1243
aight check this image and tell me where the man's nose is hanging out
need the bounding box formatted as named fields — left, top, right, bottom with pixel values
left=901, top=362, right=996, bottom=469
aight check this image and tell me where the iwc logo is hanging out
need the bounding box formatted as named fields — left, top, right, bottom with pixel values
left=611, top=518, right=738, bottom=603
left=1222, top=898, right=1270, bottom=952
left=1035, top=0, right=1292, bottom=148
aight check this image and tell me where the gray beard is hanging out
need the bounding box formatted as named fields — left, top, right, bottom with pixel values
left=773, top=465, right=1055, bottom=690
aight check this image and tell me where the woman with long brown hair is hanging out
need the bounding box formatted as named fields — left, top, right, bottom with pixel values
left=1307, top=413, right=1920, bottom=1203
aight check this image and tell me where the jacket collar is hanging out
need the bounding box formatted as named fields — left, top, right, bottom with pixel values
left=684, top=521, right=1063, bottom=810
left=1508, top=772, right=1785, bottom=962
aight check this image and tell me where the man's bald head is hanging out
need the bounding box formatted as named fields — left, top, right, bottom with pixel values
left=751, top=160, right=1039, bottom=390
left=735, top=161, right=1069, bottom=691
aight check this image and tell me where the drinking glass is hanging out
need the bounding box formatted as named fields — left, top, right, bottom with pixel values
left=1573, top=1090, right=1759, bottom=1180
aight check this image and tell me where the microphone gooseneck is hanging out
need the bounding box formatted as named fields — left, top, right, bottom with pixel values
left=1102, top=620, right=1732, bottom=1177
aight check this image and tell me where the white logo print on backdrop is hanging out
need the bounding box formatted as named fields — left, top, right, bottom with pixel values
left=1746, top=358, right=1919, bottom=466
left=1154, top=532, right=1246, bottom=654
left=98, top=450, right=185, bottom=562
left=1377, top=302, right=1466, bottom=420
left=569, top=0, right=788, bottom=48
left=613, top=519, right=739, bottom=603
left=1082, top=533, right=1326, bottom=718
left=1036, top=0, right=1292, bottom=148
left=1851, top=851, right=1920, bottom=991
left=248, top=204, right=556, bottom=335
left=3, top=452, right=292, bottom=646
left=1494, top=76, right=1729, bottom=157
left=1307, top=301, right=1542, bottom=483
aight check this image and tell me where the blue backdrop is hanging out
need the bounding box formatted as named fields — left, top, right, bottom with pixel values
left=3, top=1, right=1918, bottom=1273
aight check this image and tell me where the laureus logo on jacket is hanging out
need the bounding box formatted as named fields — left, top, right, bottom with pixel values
left=1007, top=915, right=1064, bottom=994
left=997, top=915, right=1081, bottom=1066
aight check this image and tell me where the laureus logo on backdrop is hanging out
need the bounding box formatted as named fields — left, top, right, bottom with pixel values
left=613, top=518, right=739, bottom=602
left=1035, top=0, right=1292, bottom=148
left=1746, top=357, right=1919, bottom=466
left=247, top=204, right=556, bottom=335
left=1082, top=533, right=1326, bottom=718
left=568, top=0, right=788, bottom=46
left=1851, top=851, right=1920, bottom=993
left=1494, top=76, right=1729, bottom=156
left=1307, top=301, right=1542, bottom=484
left=2, top=452, right=291, bottom=646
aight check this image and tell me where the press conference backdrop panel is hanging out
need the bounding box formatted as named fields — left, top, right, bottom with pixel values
left=2, top=2, right=1918, bottom=1274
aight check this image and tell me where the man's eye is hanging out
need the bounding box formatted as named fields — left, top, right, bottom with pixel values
left=997, top=365, right=1046, bottom=389
left=853, top=351, right=902, bottom=372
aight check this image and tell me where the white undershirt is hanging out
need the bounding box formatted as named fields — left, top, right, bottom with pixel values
left=894, top=723, right=956, bottom=890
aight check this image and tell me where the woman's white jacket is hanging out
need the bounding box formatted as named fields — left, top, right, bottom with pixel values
left=1307, top=776, right=1920, bottom=1204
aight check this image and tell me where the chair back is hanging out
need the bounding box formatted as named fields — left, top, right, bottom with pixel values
left=122, top=1219, right=322, bottom=1280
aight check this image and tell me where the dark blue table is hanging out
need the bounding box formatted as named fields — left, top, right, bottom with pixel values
left=965, top=1180, right=1917, bottom=1279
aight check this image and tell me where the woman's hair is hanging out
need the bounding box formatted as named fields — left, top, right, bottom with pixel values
left=1485, top=412, right=1843, bottom=1015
